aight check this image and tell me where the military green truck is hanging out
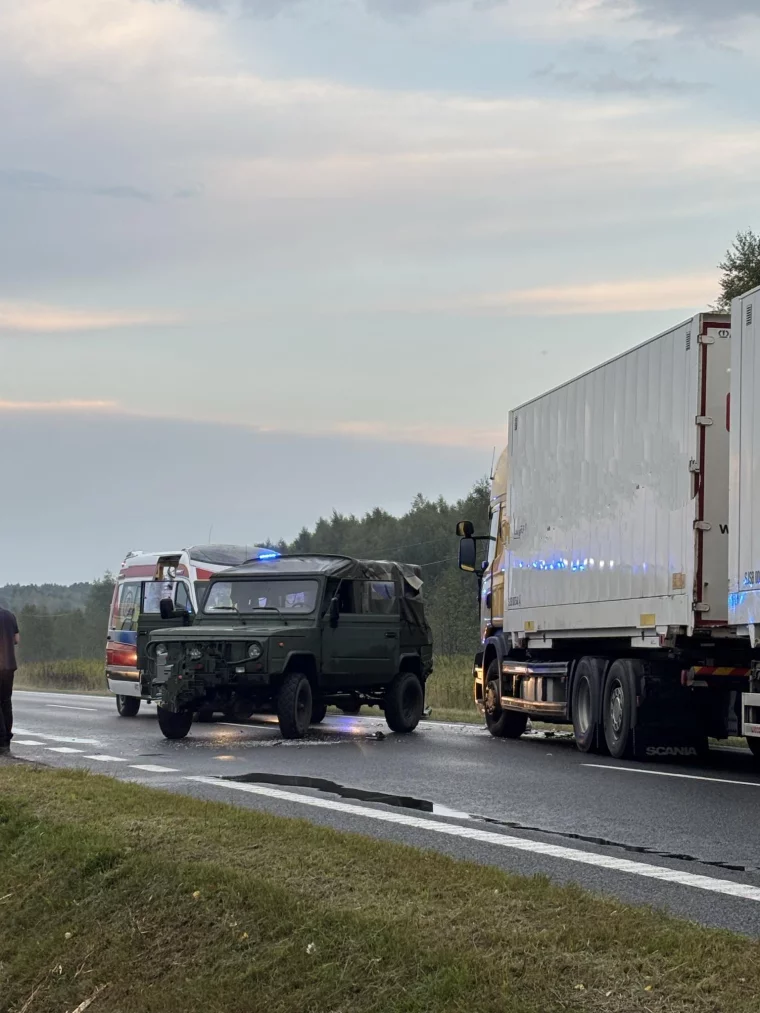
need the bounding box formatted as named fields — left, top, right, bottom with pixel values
left=138, top=554, right=433, bottom=740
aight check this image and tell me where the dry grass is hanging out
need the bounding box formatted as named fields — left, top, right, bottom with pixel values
left=14, top=659, right=105, bottom=694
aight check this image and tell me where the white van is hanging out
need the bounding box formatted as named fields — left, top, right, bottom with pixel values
left=106, top=544, right=275, bottom=715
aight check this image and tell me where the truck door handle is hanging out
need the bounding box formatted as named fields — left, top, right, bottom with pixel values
left=385, top=632, right=396, bottom=638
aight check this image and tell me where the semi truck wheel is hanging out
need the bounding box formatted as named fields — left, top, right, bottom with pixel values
left=311, top=700, right=328, bottom=724
left=602, top=659, right=637, bottom=758
left=484, top=659, right=528, bottom=739
left=571, top=657, right=604, bottom=753
left=384, top=671, right=424, bottom=733
left=277, top=673, right=312, bottom=739
left=116, top=695, right=140, bottom=718
left=157, top=706, right=193, bottom=740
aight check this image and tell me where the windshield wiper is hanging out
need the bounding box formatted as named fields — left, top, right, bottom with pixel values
left=208, top=605, right=240, bottom=613
left=250, top=606, right=284, bottom=617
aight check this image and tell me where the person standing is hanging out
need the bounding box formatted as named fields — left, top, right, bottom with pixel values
left=0, top=606, right=19, bottom=754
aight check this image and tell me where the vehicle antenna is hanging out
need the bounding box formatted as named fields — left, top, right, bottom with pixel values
left=207, top=524, right=214, bottom=544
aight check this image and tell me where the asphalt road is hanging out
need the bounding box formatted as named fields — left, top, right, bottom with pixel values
left=10, top=689, right=760, bottom=936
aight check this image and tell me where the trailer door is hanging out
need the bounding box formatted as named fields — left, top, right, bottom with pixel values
left=695, top=318, right=732, bottom=624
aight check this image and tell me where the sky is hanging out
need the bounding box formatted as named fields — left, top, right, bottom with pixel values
left=2, top=0, right=760, bottom=582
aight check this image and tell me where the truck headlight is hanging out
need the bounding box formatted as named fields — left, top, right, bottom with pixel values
left=247, top=642, right=262, bottom=660
left=187, top=645, right=203, bottom=660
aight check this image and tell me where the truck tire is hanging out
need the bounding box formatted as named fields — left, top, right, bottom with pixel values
left=384, top=672, right=424, bottom=733
left=277, top=673, right=312, bottom=739
left=571, top=658, right=603, bottom=753
left=311, top=700, right=328, bottom=724
left=484, top=659, right=528, bottom=739
left=157, top=706, right=193, bottom=740
left=223, top=699, right=255, bottom=722
left=116, top=695, right=140, bottom=718
left=602, top=659, right=637, bottom=759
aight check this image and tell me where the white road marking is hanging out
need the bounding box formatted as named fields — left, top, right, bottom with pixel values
left=12, top=728, right=101, bottom=746
left=189, top=777, right=760, bottom=904
left=583, top=764, right=760, bottom=789
left=13, top=739, right=45, bottom=746
left=46, top=704, right=98, bottom=713
left=130, top=764, right=179, bottom=774
left=47, top=747, right=84, bottom=754
left=84, top=755, right=128, bottom=763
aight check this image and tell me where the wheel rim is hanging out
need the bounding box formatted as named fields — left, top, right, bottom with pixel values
left=609, top=682, right=625, bottom=735
left=295, top=682, right=310, bottom=727
left=401, top=680, right=420, bottom=722
left=576, top=678, right=592, bottom=734
left=485, top=681, right=500, bottom=717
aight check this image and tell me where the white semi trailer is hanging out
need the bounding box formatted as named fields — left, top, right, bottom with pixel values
left=457, top=309, right=759, bottom=760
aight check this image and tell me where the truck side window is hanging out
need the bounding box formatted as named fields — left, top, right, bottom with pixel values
left=175, top=581, right=193, bottom=614
left=362, top=581, right=398, bottom=615
left=337, top=580, right=357, bottom=614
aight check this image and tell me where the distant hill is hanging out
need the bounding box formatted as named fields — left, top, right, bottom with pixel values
left=0, top=582, right=93, bottom=613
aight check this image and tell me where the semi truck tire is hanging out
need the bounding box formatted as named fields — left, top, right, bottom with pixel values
left=311, top=700, right=328, bottom=724
left=571, top=657, right=604, bottom=753
left=384, top=672, right=424, bottom=733
left=157, top=706, right=193, bottom=740
left=602, top=659, right=638, bottom=759
left=277, top=673, right=312, bottom=739
left=116, top=695, right=140, bottom=718
left=484, top=659, right=528, bottom=739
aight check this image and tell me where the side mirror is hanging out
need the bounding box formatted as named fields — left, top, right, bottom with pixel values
left=159, top=598, right=174, bottom=620
left=329, top=596, right=340, bottom=626
left=456, top=520, right=475, bottom=537
left=458, top=537, right=478, bottom=573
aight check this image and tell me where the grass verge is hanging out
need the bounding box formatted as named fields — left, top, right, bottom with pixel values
left=2, top=766, right=760, bottom=1013
left=14, top=659, right=105, bottom=694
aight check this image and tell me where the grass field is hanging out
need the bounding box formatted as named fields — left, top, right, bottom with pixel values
left=14, top=659, right=105, bottom=694
left=2, top=765, right=760, bottom=1013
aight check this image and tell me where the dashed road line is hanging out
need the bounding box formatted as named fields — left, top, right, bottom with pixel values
left=84, top=755, right=129, bottom=763
left=188, top=776, right=760, bottom=904
left=13, top=739, right=45, bottom=746
left=47, top=747, right=84, bottom=754
left=130, top=764, right=179, bottom=774
left=46, top=704, right=99, bottom=713
left=13, top=728, right=101, bottom=746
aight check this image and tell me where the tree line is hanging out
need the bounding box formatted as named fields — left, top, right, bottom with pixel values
left=1, top=483, right=489, bottom=664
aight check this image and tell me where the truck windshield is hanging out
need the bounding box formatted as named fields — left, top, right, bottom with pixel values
left=204, top=579, right=320, bottom=615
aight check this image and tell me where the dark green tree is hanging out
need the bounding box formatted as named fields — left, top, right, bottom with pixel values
left=717, top=229, right=760, bottom=311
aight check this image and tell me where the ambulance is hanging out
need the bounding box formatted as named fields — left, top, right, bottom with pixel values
left=106, top=543, right=275, bottom=715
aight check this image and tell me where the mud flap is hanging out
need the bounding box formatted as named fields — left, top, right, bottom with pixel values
left=632, top=725, right=708, bottom=763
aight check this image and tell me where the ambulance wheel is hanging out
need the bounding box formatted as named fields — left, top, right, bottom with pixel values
left=116, top=695, right=140, bottom=718
left=157, top=706, right=193, bottom=740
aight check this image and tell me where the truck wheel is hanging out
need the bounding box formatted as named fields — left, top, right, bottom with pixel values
left=603, top=660, right=637, bottom=759
left=116, top=695, right=140, bottom=718
left=384, top=672, right=424, bottom=733
left=157, top=706, right=193, bottom=740
left=277, top=673, right=312, bottom=739
left=340, top=698, right=362, bottom=715
left=747, top=736, right=760, bottom=760
left=223, top=700, right=255, bottom=722
left=311, top=701, right=328, bottom=724
left=571, top=658, right=603, bottom=753
left=484, top=660, right=527, bottom=739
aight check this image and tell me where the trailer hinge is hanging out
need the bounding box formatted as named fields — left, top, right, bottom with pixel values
left=693, top=602, right=711, bottom=613
left=696, top=415, right=714, bottom=426
left=694, top=520, right=712, bottom=531
left=698, top=333, right=715, bottom=345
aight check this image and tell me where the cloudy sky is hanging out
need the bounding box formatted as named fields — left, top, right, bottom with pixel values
left=2, top=0, right=759, bottom=582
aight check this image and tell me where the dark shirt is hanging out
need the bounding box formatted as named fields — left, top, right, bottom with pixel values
left=0, top=608, right=19, bottom=672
